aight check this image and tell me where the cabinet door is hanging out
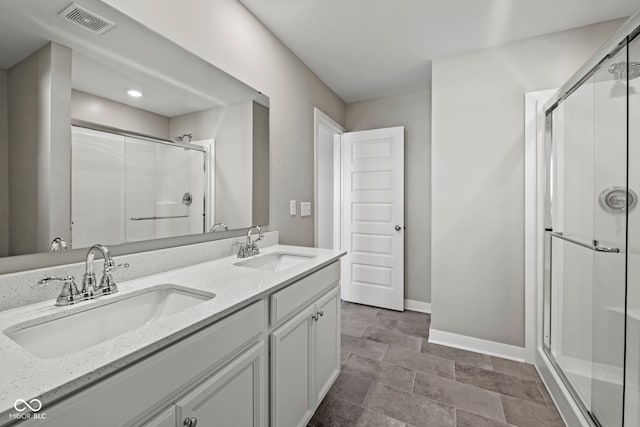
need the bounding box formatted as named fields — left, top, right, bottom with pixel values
left=313, top=286, right=341, bottom=403
left=271, top=304, right=315, bottom=427
left=143, top=406, right=176, bottom=427
left=176, top=342, right=266, bottom=427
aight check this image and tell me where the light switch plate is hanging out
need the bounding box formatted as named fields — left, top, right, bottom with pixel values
left=300, top=202, right=311, bottom=217
left=290, top=200, right=297, bottom=216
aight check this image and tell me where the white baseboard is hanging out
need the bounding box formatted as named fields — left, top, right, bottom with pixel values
left=404, top=299, right=431, bottom=314
left=429, top=329, right=525, bottom=362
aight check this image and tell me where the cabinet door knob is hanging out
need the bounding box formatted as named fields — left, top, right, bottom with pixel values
left=318, top=310, right=324, bottom=317
left=183, top=417, right=198, bottom=427
left=395, top=225, right=402, bottom=231
left=190, top=418, right=198, bottom=427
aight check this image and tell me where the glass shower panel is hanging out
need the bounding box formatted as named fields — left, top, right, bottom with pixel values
left=124, top=137, right=206, bottom=242
left=154, top=144, right=190, bottom=239
left=626, top=35, right=640, bottom=427
left=549, top=77, right=596, bottom=409
left=71, top=127, right=126, bottom=248
left=590, top=46, right=627, bottom=427
left=550, top=237, right=594, bottom=402
left=124, top=137, right=156, bottom=243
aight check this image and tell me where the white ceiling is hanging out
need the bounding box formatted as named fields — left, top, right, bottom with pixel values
left=239, top=0, right=639, bottom=102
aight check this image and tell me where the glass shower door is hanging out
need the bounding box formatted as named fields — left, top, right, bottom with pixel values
left=546, top=44, right=628, bottom=427
left=590, top=45, right=627, bottom=427
left=626, top=34, right=640, bottom=427
left=124, top=137, right=205, bottom=242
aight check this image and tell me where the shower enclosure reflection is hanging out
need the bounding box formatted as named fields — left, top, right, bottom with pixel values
left=71, top=126, right=206, bottom=249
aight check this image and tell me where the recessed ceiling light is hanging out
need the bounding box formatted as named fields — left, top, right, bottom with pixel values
left=127, top=89, right=142, bottom=98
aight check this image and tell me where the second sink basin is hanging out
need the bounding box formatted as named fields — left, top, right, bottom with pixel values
left=5, top=285, right=214, bottom=359
left=234, top=252, right=316, bottom=272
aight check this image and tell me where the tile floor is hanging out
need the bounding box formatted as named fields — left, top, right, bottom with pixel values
left=308, top=301, right=566, bottom=427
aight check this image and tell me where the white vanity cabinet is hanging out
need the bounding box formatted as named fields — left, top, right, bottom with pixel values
left=144, top=407, right=176, bottom=427
left=17, top=259, right=342, bottom=427
left=270, top=263, right=341, bottom=427
left=23, top=301, right=267, bottom=427
left=173, top=342, right=265, bottom=427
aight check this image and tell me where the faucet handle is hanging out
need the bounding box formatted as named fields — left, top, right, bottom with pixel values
left=105, top=262, right=129, bottom=273
left=233, top=241, right=248, bottom=258
left=38, top=276, right=81, bottom=306
left=38, top=275, right=75, bottom=286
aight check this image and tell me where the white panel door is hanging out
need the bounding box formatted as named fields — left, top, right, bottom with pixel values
left=342, top=127, right=404, bottom=311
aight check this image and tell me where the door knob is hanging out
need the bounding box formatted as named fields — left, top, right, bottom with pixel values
left=395, top=225, right=402, bottom=231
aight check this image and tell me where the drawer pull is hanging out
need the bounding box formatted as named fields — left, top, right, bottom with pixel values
left=183, top=417, right=198, bottom=427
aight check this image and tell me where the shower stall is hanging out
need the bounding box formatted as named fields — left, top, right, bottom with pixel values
left=71, top=125, right=207, bottom=249
left=542, top=10, right=640, bottom=427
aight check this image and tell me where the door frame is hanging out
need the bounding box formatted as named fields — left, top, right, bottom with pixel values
left=524, top=89, right=556, bottom=363
left=313, top=108, right=344, bottom=249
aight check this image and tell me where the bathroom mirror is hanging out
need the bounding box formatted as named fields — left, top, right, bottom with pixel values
left=0, top=0, right=270, bottom=260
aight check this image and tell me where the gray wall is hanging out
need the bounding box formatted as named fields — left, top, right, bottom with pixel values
left=170, top=102, right=254, bottom=229
left=103, top=0, right=346, bottom=246
left=345, top=90, right=431, bottom=304
left=431, top=19, right=624, bottom=347
left=71, top=90, right=170, bottom=140
left=0, top=69, right=7, bottom=257
left=252, top=101, right=270, bottom=226
left=7, top=42, right=72, bottom=255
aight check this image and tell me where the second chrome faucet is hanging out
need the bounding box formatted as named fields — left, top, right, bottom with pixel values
left=235, top=225, right=264, bottom=258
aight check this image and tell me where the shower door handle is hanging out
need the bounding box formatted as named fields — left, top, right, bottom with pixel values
left=550, top=232, right=620, bottom=253
left=594, top=244, right=620, bottom=253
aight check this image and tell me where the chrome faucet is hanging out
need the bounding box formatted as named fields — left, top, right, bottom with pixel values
left=235, top=225, right=264, bottom=258
left=82, top=244, right=117, bottom=295
left=210, top=222, right=229, bottom=232
left=39, top=244, right=126, bottom=306
left=49, top=237, right=68, bottom=252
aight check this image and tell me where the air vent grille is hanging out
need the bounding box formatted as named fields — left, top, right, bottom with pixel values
left=58, top=3, right=116, bottom=35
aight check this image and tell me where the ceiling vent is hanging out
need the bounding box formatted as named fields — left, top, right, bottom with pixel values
left=58, top=3, right=116, bottom=35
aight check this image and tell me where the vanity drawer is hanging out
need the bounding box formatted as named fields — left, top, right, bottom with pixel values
left=26, top=300, right=265, bottom=427
left=270, top=261, right=340, bottom=327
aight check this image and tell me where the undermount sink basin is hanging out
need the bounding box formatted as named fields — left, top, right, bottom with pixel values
left=5, top=286, right=214, bottom=359
left=234, top=252, right=316, bottom=272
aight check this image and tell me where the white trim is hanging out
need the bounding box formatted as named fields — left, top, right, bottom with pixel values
left=524, top=89, right=557, bottom=364
left=428, top=329, right=526, bottom=362
left=404, top=299, right=431, bottom=313
left=192, top=138, right=215, bottom=232
left=313, top=108, right=344, bottom=249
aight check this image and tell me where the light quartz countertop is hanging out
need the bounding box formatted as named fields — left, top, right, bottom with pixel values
left=0, top=245, right=345, bottom=422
